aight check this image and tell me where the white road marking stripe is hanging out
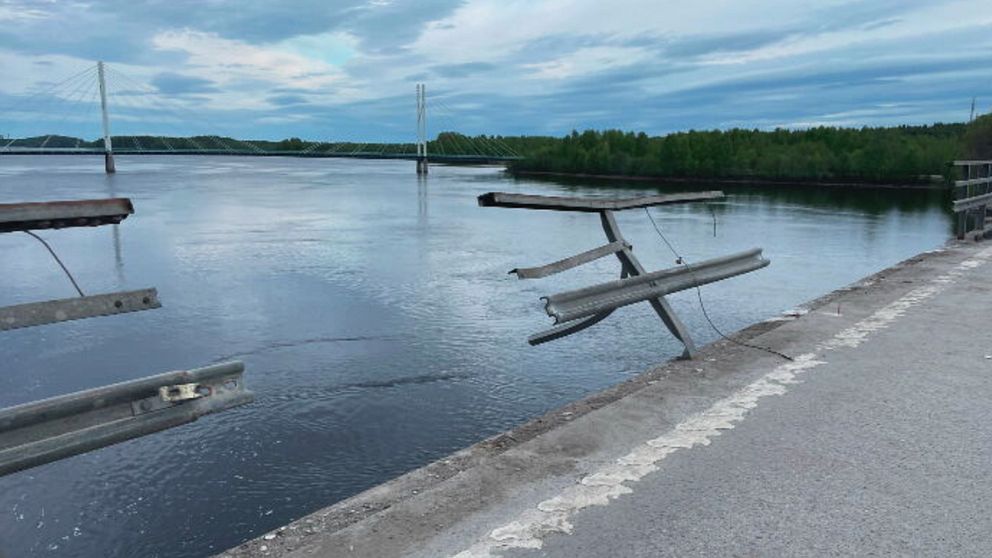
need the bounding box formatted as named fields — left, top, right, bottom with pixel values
left=453, top=247, right=992, bottom=557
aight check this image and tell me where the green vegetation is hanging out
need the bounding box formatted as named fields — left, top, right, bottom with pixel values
left=10, top=117, right=992, bottom=186
left=506, top=124, right=977, bottom=183
left=962, top=114, right=992, bottom=159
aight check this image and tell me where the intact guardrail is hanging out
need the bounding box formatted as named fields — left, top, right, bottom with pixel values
left=479, top=191, right=770, bottom=359
left=952, top=160, right=992, bottom=240
left=0, top=197, right=252, bottom=476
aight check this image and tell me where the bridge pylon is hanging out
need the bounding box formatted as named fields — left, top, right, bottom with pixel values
left=97, top=61, right=115, bottom=174
left=416, top=83, right=428, bottom=175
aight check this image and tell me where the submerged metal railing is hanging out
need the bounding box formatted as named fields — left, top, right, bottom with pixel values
left=952, top=160, right=992, bottom=240
left=0, top=197, right=251, bottom=476
left=479, top=191, right=770, bottom=359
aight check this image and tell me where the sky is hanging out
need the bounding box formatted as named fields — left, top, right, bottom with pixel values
left=1, top=0, right=991, bottom=142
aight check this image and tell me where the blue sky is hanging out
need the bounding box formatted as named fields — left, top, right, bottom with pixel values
left=1, top=0, right=990, bottom=142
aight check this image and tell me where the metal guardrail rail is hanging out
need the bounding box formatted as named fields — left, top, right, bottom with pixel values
left=544, top=249, right=769, bottom=323
left=0, top=362, right=251, bottom=476
left=480, top=191, right=769, bottom=359
left=952, top=160, right=992, bottom=240
left=0, top=288, right=161, bottom=331
left=0, top=197, right=252, bottom=476
left=478, top=191, right=724, bottom=212
left=0, top=198, right=133, bottom=233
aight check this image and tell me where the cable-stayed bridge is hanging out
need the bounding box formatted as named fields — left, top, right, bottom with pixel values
left=0, top=61, right=521, bottom=174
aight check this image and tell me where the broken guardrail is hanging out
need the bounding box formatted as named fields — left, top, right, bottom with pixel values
left=0, top=288, right=160, bottom=331
left=479, top=191, right=770, bottom=359
left=0, top=197, right=162, bottom=327
left=952, top=161, right=992, bottom=240
left=0, top=362, right=250, bottom=477
left=0, top=198, right=134, bottom=233
left=0, top=197, right=252, bottom=476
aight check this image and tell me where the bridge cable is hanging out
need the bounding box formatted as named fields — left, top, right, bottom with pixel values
left=0, top=63, right=96, bottom=118
left=105, top=69, right=208, bottom=151
left=642, top=207, right=793, bottom=362
left=431, top=97, right=512, bottom=158
left=424, top=98, right=476, bottom=155
left=106, top=66, right=265, bottom=154
left=108, top=72, right=224, bottom=153
left=37, top=70, right=100, bottom=150
left=75, top=85, right=103, bottom=149
left=1, top=65, right=98, bottom=151
left=106, top=82, right=186, bottom=151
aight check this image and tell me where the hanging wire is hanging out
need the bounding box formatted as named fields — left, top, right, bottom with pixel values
left=107, top=77, right=215, bottom=153
left=0, top=64, right=96, bottom=118
left=106, top=65, right=266, bottom=154
left=425, top=97, right=482, bottom=156
left=36, top=70, right=100, bottom=149
left=23, top=231, right=86, bottom=297
left=642, top=207, right=793, bottom=362
left=430, top=96, right=520, bottom=158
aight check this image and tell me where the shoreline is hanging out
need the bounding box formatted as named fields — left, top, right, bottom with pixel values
left=510, top=169, right=949, bottom=190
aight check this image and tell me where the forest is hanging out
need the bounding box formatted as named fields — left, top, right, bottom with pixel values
left=500, top=119, right=992, bottom=183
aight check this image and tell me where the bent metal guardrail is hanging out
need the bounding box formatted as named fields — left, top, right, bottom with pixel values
left=544, top=248, right=769, bottom=324
left=479, top=191, right=770, bottom=359
left=0, top=197, right=251, bottom=476
left=952, top=160, right=992, bottom=240
left=0, top=362, right=250, bottom=477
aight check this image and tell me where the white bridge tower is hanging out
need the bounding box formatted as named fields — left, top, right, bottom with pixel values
left=97, top=61, right=115, bottom=174
left=416, top=83, right=428, bottom=175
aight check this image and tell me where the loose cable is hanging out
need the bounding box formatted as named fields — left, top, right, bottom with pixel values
left=642, top=207, right=793, bottom=361
left=23, top=231, right=86, bottom=297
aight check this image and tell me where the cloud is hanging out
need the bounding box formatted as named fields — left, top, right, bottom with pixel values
left=0, top=1, right=50, bottom=22
left=431, top=62, right=497, bottom=78
left=268, top=94, right=310, bottom=106
left=151, top=73, right=219, bottom=95
left=150, top=29, right=345, bottom=90
left=523, top=46, right=653, bottom=80
left=1, top=0, right=991, bottom=141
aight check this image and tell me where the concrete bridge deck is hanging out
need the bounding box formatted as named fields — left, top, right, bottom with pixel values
left=223, top=240, right=992, bottom=558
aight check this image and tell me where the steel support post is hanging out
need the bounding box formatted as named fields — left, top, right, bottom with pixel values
left=600, top=210, right=696, bottom=359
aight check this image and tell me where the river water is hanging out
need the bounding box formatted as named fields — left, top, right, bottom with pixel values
left=0, top=156, right=950, bottom=557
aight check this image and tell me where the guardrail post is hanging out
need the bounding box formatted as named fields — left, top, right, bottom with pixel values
left=600, top=209, right=697, bottom=358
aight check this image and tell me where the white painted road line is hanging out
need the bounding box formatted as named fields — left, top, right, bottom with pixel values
left=452, top=247, right=992, bottom=558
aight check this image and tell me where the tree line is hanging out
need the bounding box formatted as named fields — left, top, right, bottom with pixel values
left=9, top=115, right=992, bottom=185
left=500, top=122, right=990, bottom=183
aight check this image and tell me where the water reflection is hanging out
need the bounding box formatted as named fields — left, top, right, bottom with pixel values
left=104, top=173, right=126, bottom=284
left=417, top=174, right=429, bottom=225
